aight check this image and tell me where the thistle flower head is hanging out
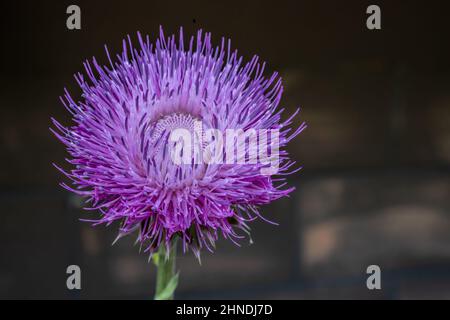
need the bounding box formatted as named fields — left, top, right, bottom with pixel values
left=52, top=27, right=306, bottom=258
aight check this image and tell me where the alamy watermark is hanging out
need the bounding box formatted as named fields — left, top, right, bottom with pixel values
left=66, top=265, right=81, bottom=290
left=366, top=5, right=381, bottom=30
left=66, top=5, right=81, bottom=30
left=366, top=265, right=381, bottom=290
left=166, top=120, right=280, bottom=176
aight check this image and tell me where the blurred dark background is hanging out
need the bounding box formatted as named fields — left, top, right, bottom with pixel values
left=1, top=0, right=450, bottom=299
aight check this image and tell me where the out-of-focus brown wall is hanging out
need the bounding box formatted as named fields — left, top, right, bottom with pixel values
left=1, top=0, right=450, bottom=299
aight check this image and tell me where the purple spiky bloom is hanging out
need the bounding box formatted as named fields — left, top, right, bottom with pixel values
left=52, top=27, right=306, bottom=258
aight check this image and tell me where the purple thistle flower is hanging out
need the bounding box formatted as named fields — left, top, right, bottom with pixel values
left=51, top=27, right=306, bottom=259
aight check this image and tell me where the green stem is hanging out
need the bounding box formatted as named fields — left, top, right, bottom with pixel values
left=154, top=238, right=178, bottom=300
